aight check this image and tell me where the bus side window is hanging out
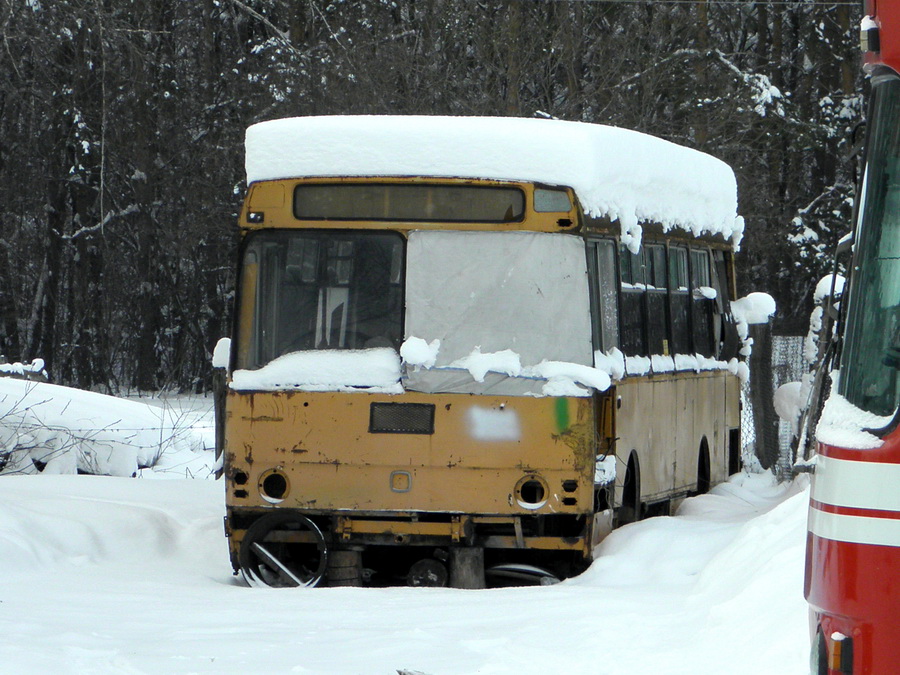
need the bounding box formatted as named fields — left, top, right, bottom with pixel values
left=619, top=244, right=647, bottom=356
left=690, top=248, right=715, bottom=357
left=590, top=239, right=619, bottom=352
left=712, top=249, right=741, bottom=360
left=644, top=244, right=668, bottom=355
left=669, top=245, right=691, bottom=355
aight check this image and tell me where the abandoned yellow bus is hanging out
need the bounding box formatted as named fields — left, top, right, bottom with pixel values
left=219, top=116, right=745, bottom=588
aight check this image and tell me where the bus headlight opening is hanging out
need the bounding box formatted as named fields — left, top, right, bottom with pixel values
left=515, top=474, right=549, bottom=509
left=259, top=469, right=289, bottom=503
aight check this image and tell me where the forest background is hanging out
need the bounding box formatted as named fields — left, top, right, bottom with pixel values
left=0, top=0, right=862, bottom=394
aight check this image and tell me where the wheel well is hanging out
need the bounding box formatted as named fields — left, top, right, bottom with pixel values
left=624, top=451, right=640, bottom=505
left=727, top=427, right=741, bottom=475
left=697, top=437, right=711, bottom=495
left=618, top=451, right=641, bottom=525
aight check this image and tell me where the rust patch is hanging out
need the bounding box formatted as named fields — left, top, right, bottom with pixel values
left=553, top=420, right=595, bottom=474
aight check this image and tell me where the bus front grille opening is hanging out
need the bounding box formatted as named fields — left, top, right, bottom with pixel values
left=369, top=402, right=435, bottom=434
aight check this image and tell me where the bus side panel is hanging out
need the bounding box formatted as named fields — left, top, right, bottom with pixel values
left=721, top=371, right=742, bottom=483
left=614, top=371, right=736, bottom=503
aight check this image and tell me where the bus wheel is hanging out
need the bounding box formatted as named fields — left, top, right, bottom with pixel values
left=617, top=452, right=641, bottom=526
left=239, top=512, right=328, bottom=588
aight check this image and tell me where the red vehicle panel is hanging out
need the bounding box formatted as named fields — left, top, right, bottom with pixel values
left=865, top=0, right=900, bottom=74
left=807, top=6, right=900, bottom=672
left=806, top=437, right=900, bottom=674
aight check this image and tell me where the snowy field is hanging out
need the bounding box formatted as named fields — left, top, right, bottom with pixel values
left=0, top=380, right=812, bottom=674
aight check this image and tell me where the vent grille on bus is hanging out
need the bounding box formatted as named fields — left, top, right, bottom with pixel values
left=369, top=402, right=435, bottom=435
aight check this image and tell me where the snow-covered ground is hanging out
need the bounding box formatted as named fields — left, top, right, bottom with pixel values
left=0, top=448, right=811, bottom=674
left=0, top=379, right=217, bottom=478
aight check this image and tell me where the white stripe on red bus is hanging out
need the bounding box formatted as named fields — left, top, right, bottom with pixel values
left=808, top=508, right=900, bottom=548
left=811, top=454, right=900, bottom=513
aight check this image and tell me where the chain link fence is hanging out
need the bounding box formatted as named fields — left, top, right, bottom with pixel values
left=742, top=330, right=806, bottom=479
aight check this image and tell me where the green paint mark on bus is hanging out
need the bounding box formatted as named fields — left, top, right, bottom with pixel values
left=555, top=397, right=570, bottom=433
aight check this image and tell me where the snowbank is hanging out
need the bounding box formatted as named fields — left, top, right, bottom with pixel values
left=245, top=116, right=742, bottom=250
left=0, top=379, right=215, bottom=477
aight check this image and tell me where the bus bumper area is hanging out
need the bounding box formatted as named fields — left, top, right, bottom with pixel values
left=224, top=506, right=594, bottom=588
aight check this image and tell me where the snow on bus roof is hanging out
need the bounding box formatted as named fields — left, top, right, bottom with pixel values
left=244, top=115, right=743, bottom=250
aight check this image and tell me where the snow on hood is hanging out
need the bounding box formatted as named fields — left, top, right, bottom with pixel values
left=816, top=384, right=890, bottom=450
left=230, top=348, right=403, bottom=393
left=245, top=115, right=742, bottom=249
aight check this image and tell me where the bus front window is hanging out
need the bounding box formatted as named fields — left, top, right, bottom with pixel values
left=840, top=74, right=900, bottom=418
left=404, top=230, right=593, bottom=395
left=237, top=230, right=404, bottom=370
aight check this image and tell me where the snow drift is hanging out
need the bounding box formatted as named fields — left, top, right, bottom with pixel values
left=0, top=379, right=215, bottom=477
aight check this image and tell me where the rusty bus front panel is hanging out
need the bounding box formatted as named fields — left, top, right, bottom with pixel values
left=224, top=390, right=599, bottom=578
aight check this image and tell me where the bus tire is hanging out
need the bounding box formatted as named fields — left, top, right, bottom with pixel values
left=239, top=512, right=328, bottom=588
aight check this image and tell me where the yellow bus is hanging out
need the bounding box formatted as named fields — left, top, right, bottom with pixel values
left=219, top=116, right=745, bottom=588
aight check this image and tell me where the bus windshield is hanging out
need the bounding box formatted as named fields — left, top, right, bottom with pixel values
left=404, top=230, right=593, bottom=395
left=237, top=230, right=404, bottom=370
left=840, top=74, right=900, bottom=418
left=237, top=229, right=594, bottom=394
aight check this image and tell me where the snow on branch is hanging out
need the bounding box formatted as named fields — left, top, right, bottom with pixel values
left=708, top=50, right=784, bottom=118
left=615, top=48, right=785, bottom=119
left=227, top=0, right=305, bottom=58
left=62, top=204, right=139, bottom=241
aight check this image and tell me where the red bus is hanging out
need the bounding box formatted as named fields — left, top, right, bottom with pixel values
left=805, top=2, right=900, bottom=673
